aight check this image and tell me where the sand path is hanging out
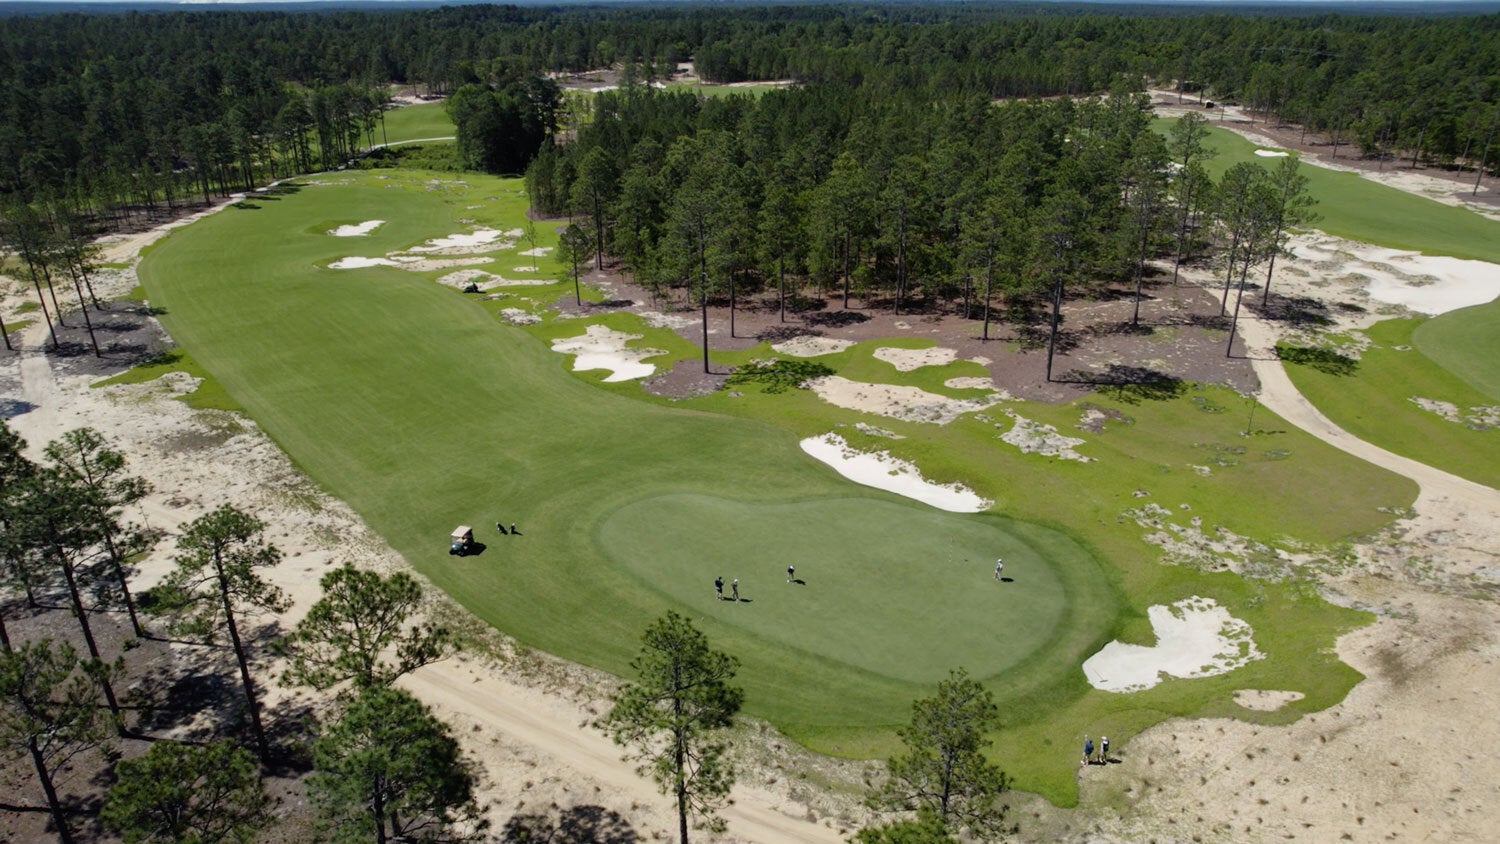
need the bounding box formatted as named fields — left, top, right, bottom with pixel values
left=1237, top=316, right=1500, bottom=517
left=408, top=661, right=843, bottom=843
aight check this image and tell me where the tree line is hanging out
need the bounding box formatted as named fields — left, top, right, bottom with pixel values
left=529, top=82, right=1313, bottom=377
left=0, top=4, right=1492, bottom=224
left=0, top=419, right=480, bottom=842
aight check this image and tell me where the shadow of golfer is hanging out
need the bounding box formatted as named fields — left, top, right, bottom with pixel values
left=999, top=576, right=1014, bottom=583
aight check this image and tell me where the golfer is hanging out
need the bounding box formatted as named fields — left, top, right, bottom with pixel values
left=994, top=558, right=1004, bottom=580
left=1100, top=736, right=1110, bottom=762
left=714, top=576, right=724, bottom=600
left=1083, top=737, right=1094, bottom=766
left=731, top=578, right=740, bottom=601
left=787, top=564, right=795, bottom=582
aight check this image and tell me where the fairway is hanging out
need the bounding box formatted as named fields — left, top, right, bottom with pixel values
left=379, top=101, right=456, bottom=144
left=136, top=169, right=1410, bottom=802
left=1155, top=118, right=1500, bottom=263
left=137, top=170, right=1118, bottom=746
left=604, top=495, right=1067, bottom=683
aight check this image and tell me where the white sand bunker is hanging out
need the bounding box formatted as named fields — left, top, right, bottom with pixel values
left=1254, top=149, right=1290, bottom=158
left=407, top=228, right=507, bottom=254
left=329, top=256, right=402, bottom=269
left=799, top=433, right=991, bottom=513
left=519, top=246, right=552, bottom=257
left=330, top=256, right=492, bottom=272
left=999, top=412, right=1093, bottom=462
left=550, top=324, right=664, bottom=382
left=500, top=308, right=541, bottom=326
left=807, top=376, right=1005, bottom=424
left=1289, top=235, right=1500, bottom=316
left=512, top=265, right=540, bottom=273
left=1234, top=689, right=1305, bottom=711
left=1083, top=596, right=1264, bottom=693
left=772, top=336, right=856, bottom=357
left=874, top=346, right=958, bottom=371
left=329, top=220, right=384, bottom=237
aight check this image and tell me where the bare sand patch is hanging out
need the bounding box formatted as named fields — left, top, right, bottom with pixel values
left=329, top=220, right=384, bottom=236
left=511, top=265, right=540, bottom=273
left=873, top=345, right=958, bottom=370
left=998, top=411, right=1094, bottom=462
left=1082, top=597, right=1263, bottom=693
left=550, top=324, right=664, bottom=382
left=1233, top=689, right=1305, bottom=711
left=799, top=433, right=991, bottom=513
left=945, top=375, right=996, bottom=390
left=773, top=336, right=856, bottom=357
left=519, top=246, right=552, bottom=257
left=806, top=375, right=1005, bottom=424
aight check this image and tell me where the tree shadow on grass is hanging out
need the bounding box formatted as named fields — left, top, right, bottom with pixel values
left=1276, top=343, right=1359, bottom=376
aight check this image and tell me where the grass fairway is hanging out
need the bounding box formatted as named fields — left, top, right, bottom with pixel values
left=379, top=102, right=455, bottom=144
left=1154, top=118, right=1500, bottom=263
left=1282, top=320, right=1500, bottom=489
left=1413, top=300, right=1500, bottom=402
left=138, top=169, right=1409, bottom=804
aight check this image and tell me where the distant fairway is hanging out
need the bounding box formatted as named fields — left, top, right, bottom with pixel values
left=1155, top=118, right=1500, bottom=263
left=379, top=101, right=455, bottom=144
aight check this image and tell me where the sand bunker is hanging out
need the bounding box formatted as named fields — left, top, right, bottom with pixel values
left=406, top=228, right=507, bottom=254
left=1233, top=689, right=1305, bottom=711
left=799, top=433, right=991, bottom=513
left=512, top=265, right=540, bottom=273
left=772, top=336, right=856, bottom=357
left=1288, top=235, right=1500, bottom=316
left=550, top=324, right=664, bottom=382
left=874, top=346, right=959, bottom=371
left=330, top=256, right=493, bottom=272
left=1254, top=149, right=1290, bottom=158
left=329, top=220, right=384, bottom=237
left=519, top=246, right=552, bottom=257
left=806, top=376, right=1005, bottom=424
left=1083, top=596, right=1263, bottom=693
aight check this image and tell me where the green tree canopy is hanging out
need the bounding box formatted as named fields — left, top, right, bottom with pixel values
left=101, top=739, right=271, bottom=844
left=278, top=562, right=452, bottom=692
left=871, top=668, right=1012, bottom=840
left=602, top=611, right=743, bottom=844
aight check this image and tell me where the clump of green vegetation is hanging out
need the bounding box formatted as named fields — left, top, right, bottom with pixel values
left=723, top=359, right=834, bottom=394
left=355, top=143, right=464, bottom=172
left=92, top=349, right=243, bottom=411
left=1277, top=342, right=1359, bottom=376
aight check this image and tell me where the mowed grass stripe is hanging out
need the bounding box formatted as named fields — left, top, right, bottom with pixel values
left=138, top=173, right=1118, bottom=740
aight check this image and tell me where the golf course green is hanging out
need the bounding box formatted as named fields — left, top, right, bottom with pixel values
left=136, top=169, right=1413, bottom=803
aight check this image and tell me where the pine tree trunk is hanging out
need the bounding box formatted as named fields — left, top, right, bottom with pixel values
left=217, top=562, right=270, bottom=758
left=29, top=737, right=74, bottom=844
left=57, top=551, right=123, bottom=728
left=1045, top=275, right=1064, bottom=382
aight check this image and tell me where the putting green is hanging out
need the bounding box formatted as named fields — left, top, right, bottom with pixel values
left=603, top=495, right=1066, bottom=684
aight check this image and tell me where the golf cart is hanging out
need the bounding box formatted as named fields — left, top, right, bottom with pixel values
left=449, top=525, right=474, bottom=556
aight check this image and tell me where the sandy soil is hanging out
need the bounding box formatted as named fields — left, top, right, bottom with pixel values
left=3, top=122, right=1499, bottom=840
